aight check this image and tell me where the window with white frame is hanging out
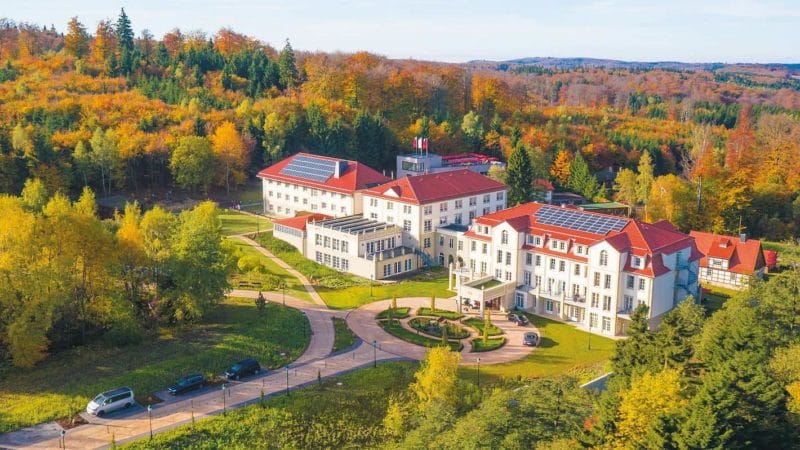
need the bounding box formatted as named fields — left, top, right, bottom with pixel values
left=501, top=230, right=508, bottom=244
left=627, top=275, right=634, bottom=289
left=639, top=278, right=646, bottom=290
left=599, top=250, right=608, bottom=266
left=424, top=205, right=432, bottom=215
left=604, top=274, right=611, bottom=289
left=602, top=316, right=611, bottom=332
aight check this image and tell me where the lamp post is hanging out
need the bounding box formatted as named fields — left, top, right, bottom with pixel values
left=370, top=274, right=374, bottom=297
left=147, top=404, right=153, bottom=439
left=282, top=282, right=286, bottom=306
left=588, top=318, right=592, bottom=351
left=285, top=366, right=290, bottom=396
left=59, top=429, right=65, bottom=449
left=372, top=339, right=378, bottom=368
left=221, top=384, right=227, bottom=414
left=476, top=357, right=481, bottom=387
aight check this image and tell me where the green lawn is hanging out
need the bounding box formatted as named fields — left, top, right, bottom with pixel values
left=474, top=313, right=615, bottom=381
left=379, top=320, right=463, bottom=352
left=470, top=337, right=506, bottom=352
left=254, top=232, right=455, bottom=309
left=228, top=238, right=313, bottom=302
left=376, top=307, right=411, bottom=320
left=332, top=318, right=357, bottom=353
left=219, top=209, right=272, bottom=236
left=318, top=272, right=454, bottom=309
left=463, top=318, right=503, bottom=336
left=416, top=307, right=464, bottom=320
left=123, top=362, right=417, bottom=449
left=0, top=298, right=309, bottom=434
left=701, top=285, right=739, bottom=315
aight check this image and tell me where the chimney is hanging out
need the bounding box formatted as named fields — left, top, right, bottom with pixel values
left=333, top=160, right=347, bottom=178
left=739, top=233, right=747, bottom=243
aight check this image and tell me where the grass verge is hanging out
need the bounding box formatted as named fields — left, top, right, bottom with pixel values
left=332, top=318, right=357, bottom=353
left=123, top=362, right=417, bottom=449
left=255, top=232, right=454, bottom=309
left=0, top=298, right=309, bottom=434
left=463, top=318, right=503, bottom=336
left=228, top=238, right=313, bottom=302
left=376, top=307, right=410, bottom=320
left=379, top=320, right=463, bottom=352
left=219, top=209, right=272, bottom=236
left=415, top=307, right=463, bottom=320
left=470, top=337, right=506, bottom=352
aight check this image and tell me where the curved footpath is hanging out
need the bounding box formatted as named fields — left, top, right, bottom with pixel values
left=0, top=238, right=535, bottom=449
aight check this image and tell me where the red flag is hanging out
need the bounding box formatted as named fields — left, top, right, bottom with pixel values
left=423, top=138, right=429, bottom=151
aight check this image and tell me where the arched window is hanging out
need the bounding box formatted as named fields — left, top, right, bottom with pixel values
left=599, top=250, right=608, bottom=266
left=501, top=230, right=509, bottom=244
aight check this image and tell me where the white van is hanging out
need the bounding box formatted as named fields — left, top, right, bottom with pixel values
left=86, top=387, right=134, bottom=416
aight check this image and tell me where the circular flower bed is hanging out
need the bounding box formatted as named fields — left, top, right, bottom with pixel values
left=408, top=317, right=470, bottom=339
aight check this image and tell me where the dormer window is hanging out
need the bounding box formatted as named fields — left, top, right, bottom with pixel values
left=534, top=236, right=541, bottom=246
left=576, top=245, right=583, bottom=255
left=551, top=240, right=558, bottom=249
left=632, top=256, right=641, bottom=268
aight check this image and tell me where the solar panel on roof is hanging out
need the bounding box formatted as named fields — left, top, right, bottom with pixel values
left=535, top=206, right=627, bottom=235
left=279, top=155, right=339, bottom=182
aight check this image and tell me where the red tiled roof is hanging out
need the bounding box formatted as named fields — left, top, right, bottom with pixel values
left=363, top=169, right=506, bottom=205
left=257, top=152, right=390, bottom=195
left=763, top=249, right=778, bottom=269
left=472, top=202, right=696, bottom=277
left=463, top=230, right=492, bottom=242
left=689, top=231, right=765, bottom=275
left=273, top=213, right=332, bottom=232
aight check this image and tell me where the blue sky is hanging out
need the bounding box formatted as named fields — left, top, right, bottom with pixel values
left=9, top=0, right=800, bottom=63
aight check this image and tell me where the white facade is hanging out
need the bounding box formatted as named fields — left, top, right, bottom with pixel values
left=362, top=189, right=507, bottom=261
left=305, top=216, right=420, bottom=280
left=450, top=204, right=700, bottom=337
left=262, top=179, right=360, bottom=218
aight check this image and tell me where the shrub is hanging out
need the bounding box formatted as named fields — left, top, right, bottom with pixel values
left=103, top=320, right=146, bottom=347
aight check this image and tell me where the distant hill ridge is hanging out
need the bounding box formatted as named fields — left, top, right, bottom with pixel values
left=468, top=57, right=800, bottom=73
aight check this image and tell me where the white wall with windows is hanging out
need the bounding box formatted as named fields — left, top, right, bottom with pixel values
left=262, top=179, right=358, bottom=218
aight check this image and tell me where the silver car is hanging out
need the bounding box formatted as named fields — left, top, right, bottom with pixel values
left=86, top=387, right=134, bottom=416
left=523, top=332, right=540, bottom=347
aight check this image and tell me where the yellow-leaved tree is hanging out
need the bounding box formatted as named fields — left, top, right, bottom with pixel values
left=410, top=346, right=461, bottom=411
left=612, top=368, right=686, bottom=448
left=211, top=121, right=248, bottom=195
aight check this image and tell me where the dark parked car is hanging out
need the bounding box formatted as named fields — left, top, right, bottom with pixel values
left=168, top=374, right=205, bottom=395
left=508, top=313, right=528, bottom=325
left=523, top=332, right=540, bottom=347
left=225, top=358, right=261, bottom=380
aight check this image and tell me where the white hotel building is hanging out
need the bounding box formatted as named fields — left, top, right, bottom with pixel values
left=449, top=202, right=702, bottom=336
left=257, top=153, right=390, bottom=218
left=361, top=169, right=507, bottom=265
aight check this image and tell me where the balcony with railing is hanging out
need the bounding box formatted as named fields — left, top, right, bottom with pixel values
left=564, top=293, right=587, bottom=305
